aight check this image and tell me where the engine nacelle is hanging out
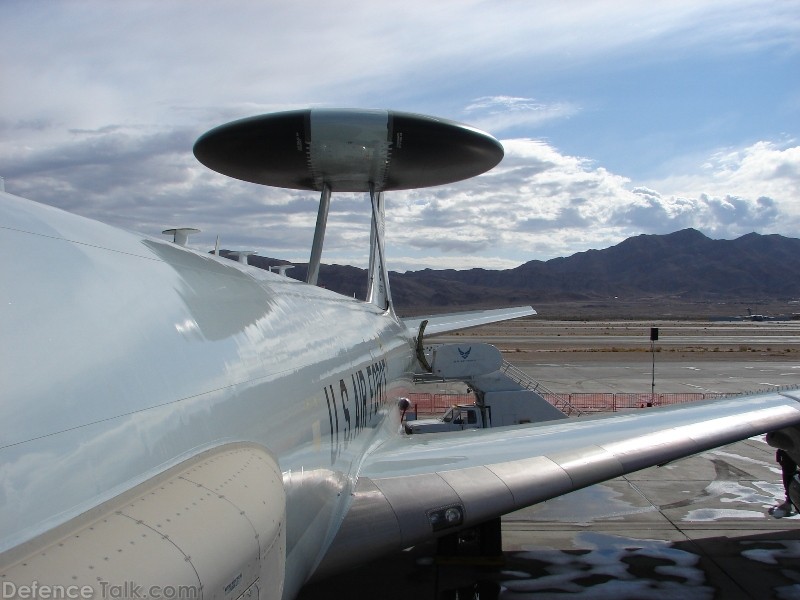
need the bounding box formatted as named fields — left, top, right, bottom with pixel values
left=0, top=445, right=286, bottom=600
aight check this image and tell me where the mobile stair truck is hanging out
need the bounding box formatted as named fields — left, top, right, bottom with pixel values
left=405, top=342, right=582, bottom=434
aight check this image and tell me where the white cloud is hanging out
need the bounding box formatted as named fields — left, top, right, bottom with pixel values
left=4, top=118, right=798, bottom=270
left=640, top=141, right=800, bottom=236
left=705, top=142, right=800, bottom=204
left=383, top=137, right=800, bottom=267
left=1, top=1, right=798, bottom=270
left=3, top=1, right=796, bottom=126
left=463, top=96, right=581, bottom=132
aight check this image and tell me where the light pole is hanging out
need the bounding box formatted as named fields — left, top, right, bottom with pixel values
left=650, top=327, right=659, bottom=406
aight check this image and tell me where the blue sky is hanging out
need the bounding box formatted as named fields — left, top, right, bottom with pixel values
left=1, top=1, right=798, bottom=271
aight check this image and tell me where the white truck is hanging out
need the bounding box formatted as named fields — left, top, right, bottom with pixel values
left=405, top=390, right=563, bottom=434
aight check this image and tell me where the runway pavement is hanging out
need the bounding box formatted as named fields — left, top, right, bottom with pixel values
left=297, top=321, right=800, bottom=599
left=519, top=360, right=800, bottom=395
left=439, top=319, right=800, bottom=395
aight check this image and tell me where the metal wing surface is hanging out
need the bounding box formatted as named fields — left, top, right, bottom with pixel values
left=402, top=306, right=536, bottom=336
left=317, top=390, right=800, bottom=575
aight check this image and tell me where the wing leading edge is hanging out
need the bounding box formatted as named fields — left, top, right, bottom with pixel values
left=315, top=389, right=800, bottom=576
left=401, top=306, right=536, bottom=336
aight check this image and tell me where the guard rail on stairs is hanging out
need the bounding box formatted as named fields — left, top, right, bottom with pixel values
left=499, top=360, right=586, bottom=417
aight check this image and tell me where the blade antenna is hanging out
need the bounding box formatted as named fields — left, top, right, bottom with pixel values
left=307, top=183, right=331, bottom=285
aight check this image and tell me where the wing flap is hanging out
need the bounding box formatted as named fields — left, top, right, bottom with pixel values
left=315, top=390, right=800, bottom=577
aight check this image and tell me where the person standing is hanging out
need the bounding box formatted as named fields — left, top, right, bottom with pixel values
left=776, top=449, right=798, bottom=512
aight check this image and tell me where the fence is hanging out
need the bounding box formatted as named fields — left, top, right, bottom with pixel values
left=408, top=391, right=729, bottom=416
left=541, top=392, right=729, bottom=413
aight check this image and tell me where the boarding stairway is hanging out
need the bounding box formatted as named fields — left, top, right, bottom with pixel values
left=414, top=342, right=584, bottom=419
left=499, top=360, right=585, bottom=417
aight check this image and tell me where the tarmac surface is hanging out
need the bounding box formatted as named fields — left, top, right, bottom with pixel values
left=297, top=321, right=800, bottom=599
left=518, top=359, right=800, bottom=395
left=439, top=320, right=800, bottom=395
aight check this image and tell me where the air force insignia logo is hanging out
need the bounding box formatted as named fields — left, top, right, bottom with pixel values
left=458, top=347, right=472, bottom=360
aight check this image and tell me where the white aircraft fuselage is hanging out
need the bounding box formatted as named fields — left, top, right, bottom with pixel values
left=2, top=189, right=415, bottom=598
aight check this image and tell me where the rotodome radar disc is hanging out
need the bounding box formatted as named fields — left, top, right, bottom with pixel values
left=193, top=108, right=504, bottom=192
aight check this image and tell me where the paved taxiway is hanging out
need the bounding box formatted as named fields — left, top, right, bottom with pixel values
left=520, top=359, right=800, bottom=395
left=440, top=320, right=800, bottom=395
left=298, top=321, right=800, bottom=599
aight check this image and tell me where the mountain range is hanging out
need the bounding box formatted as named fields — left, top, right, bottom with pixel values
left=224, top=229, right=800, bottom=314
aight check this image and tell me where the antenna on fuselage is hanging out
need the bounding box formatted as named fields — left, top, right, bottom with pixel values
left=163, top=227, right=200, bottom=247
left=229, top=250, right=256, bottom=265
left=192, top=108, right=504, bottom=310
left=271, top=265, right=295, bottom=277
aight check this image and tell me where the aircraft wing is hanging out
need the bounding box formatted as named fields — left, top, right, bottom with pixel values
left=401, top=306, right=536, bottom=336
left=316, top=389, right=800, bottom=576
